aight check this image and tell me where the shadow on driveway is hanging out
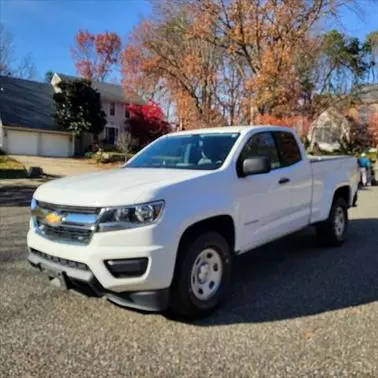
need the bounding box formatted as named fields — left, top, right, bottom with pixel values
left=0, top=169, right=27, bottom=179
left=0, top=185, right=36, bottom=207
left=0, top=177, right=60, bottom=207
left=192, top=218, right=378, bottom=326
left=2, top=183, right=377, bottom=325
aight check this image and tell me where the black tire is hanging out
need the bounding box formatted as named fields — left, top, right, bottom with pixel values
left=169, top=231, right=232, bottom=318
left=352, top=192, right=358, bottom=207
left=316, top=197, right=348, bottom=246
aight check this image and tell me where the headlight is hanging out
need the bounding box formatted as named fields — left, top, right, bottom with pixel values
left=30, top=198, right=43, bottom=218
left=31, top=198, right=37, bottom=211
left=97, top=200, right=164, bottom=232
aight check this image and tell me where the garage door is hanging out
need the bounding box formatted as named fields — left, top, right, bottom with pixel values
left=40, top=133, right=71, bottom=157
left=7, top=130, right=39, bottom=155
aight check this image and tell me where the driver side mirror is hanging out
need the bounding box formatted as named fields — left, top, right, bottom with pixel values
left=241, top=157, right=271, bottom=177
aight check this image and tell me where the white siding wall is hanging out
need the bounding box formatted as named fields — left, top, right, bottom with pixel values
left=100, top=100, right=129, bottom=143
left=51, top=74, right=131, bottom=148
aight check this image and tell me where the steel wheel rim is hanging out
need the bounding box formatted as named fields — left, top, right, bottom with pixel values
left=190, top=248, right=223, bottom=301
left=334, top=207, right=345, bottom=237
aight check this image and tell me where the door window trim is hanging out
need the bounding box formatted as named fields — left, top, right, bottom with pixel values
left=236, top=131, right=281, bottom=175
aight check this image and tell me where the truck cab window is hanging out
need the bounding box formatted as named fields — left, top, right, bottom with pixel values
left=239, top=132, right=281, bottom=169
left=273, top=132, right=301, bottom=167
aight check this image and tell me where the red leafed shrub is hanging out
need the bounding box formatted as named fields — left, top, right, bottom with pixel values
left=347, top=111, right=378, bottom=152
left=128, top=102, right=171, bottom=147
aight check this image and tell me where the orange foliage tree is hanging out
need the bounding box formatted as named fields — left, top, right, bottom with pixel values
left=254, top=114, right=312, bottom=139
left=345, top=109, right=378, bottom=153
left=121, top=17, right=246, bottom=129
left=72, top=30, right=121, bottom=81
left=121, top=0, right=357, bottom=129
left=368, top=112, right=378, bottom=147
left=187, top=0, right=341, bottom=119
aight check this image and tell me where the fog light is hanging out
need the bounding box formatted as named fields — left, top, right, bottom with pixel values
left=105, top=258, right=148, bottom=278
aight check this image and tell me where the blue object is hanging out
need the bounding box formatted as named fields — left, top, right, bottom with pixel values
left=358, top=157, right=371, bottom=168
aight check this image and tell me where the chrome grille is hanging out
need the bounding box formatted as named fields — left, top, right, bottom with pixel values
left=33, top=201, right=99, bottom=244
left=37, top=201, right=100, bottom=214
left=37, top=222, right=93, bottom=244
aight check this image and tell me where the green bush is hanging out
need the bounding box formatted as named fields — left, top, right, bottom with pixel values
left=94, top=151, right=128, bottom=164
left=108, top=153, right=126, bottom=163
left=101, top=144, right=121, bottom=153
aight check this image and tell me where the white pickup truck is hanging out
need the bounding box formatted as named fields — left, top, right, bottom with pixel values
left=28, top=126, right=359, bottom=317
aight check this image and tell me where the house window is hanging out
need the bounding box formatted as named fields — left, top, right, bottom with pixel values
left=109, top=102, right=115, bottom=116
left=105, top=127, right=118, bottom=145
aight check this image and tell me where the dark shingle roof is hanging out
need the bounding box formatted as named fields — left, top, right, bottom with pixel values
left=0, top=74, right=144, bottom=132
left=56, top=73, right=143, bottom=105
left=0, top=75, right=60, bottom=131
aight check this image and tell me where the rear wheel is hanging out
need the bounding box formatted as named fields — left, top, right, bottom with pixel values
left=316, top=197, right=348, bottom=246
left=169, top=232, right=232, bottom=318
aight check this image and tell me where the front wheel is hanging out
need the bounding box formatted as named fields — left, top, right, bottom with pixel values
left=316, top=197, right=348, bottom=246
left=169, top=232, right=232, bottom=318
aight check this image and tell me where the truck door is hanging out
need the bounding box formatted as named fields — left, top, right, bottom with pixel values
left=235, top=132, right=293, bottom=252
left=272, top=131, right=312, bottom=231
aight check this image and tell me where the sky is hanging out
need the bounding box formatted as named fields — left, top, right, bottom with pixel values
left=0, top=0, right=152, bottom=81
left=0, top=0, right=377, bottom=82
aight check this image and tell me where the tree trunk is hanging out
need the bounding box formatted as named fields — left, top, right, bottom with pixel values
left=250, top=102, right=258, bottom=125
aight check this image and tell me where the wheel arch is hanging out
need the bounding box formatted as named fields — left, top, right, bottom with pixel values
left=177, top=215, right=236, bottom=259
left=333, top=185, right=351, bottom=207
left=322, top=185, right=351, bottom=221
left=169, top=215, right=235, bottom=317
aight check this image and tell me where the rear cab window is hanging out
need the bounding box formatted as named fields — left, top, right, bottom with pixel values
left=273, top=131, right=301, bottom=167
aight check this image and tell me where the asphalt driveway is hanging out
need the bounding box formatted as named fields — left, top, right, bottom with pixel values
left=0, top=184, right=377, bottom=377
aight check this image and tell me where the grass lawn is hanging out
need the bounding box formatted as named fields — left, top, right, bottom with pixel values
left=0, top=156, right=27, bottom=179
left=366, top=151, right=377, bottom=164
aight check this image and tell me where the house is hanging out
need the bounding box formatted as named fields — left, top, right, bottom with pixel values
left=0, top=75, right=75, bottom=157
left=51, top=73, right=143, bottom=151
left=0, top=73, right=143, bottom=157
left=308, top=84, right=378, bottom=152
left=308, top=108, right=352, bottom=152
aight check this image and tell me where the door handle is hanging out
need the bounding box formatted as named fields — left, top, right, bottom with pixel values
left=278, top=177, right=290, bottom=184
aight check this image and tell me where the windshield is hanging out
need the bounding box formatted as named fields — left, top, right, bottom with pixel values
left=127, top=133, right=240, bottom=170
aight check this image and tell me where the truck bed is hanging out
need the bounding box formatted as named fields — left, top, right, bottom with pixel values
left=308, top=155, right=353, bottom=163
left=309, top=155, right=359, bottom=224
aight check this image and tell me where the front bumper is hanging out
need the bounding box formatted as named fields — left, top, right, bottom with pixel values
left=27, top=221, right=177, bottom=292
left=27, top=249, right=170, bottom=311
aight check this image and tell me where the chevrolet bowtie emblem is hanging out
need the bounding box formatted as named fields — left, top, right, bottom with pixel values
left=44, top=212, right=63, bottom=227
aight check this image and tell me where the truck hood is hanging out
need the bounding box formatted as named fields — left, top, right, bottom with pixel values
left=34, top=167, right=211, bottom=207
